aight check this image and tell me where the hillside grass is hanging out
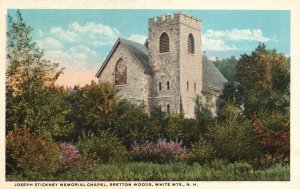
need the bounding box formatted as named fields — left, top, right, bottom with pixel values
left=8, top=161, right=289, bottom=181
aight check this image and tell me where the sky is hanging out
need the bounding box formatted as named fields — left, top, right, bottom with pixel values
left=7, top=9, right=290, bottom=87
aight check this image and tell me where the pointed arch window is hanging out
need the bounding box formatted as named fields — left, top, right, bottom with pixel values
left=188, top=34, right=195, bottom=54
left=159, top=32, right=169, bottom=53
left=115, top=58, right=127, bottom=85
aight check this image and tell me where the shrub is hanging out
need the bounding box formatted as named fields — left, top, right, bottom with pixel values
left=113, top=100, right=160, bottom=147
left=251, top=153, right=290, bottom=169
left=6, top=125, right=60, bottom=180
left=130, top=139, right=187, bottom=163
left=162, top=114, right=183, bottom=140
left=208, top=120, right=261, bottom=162
left=177, top=118, right=199, bottom=148
left=77, top=130, right=129, bottom=163
left=252, top=114, right=289, bottom=158
left=186, top=138, right=216, bottom=164
left=59, top=143, right=79, bottom=167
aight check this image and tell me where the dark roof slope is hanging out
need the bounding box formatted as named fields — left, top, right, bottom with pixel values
left=120, top=38, right=152, bottom=73
left=202, top=57, right=228, bottom=92
left=96, top=38, right=152, bottom=77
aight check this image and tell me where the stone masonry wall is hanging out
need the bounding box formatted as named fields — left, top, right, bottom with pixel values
left=179, top=14, right=202, bottom=118
left=98, top=42, right=146, bottom=105
left=148, top=14, right=181, bottom=114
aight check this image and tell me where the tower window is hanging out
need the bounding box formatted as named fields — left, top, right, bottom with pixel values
left=188, top=34, right=195, bottom=54
left=167, top=104, right=170, bottom=113
left=167, top=81, right=170, bottom=90
left=115, top=58, right=127, bottom=85
left=187, top=81, right=189, bottom=91
left=159, top=32, right=169, bottom=53
left=194, top=82, right=196, bottom=91
left=159, top=82, right=162, bottom=91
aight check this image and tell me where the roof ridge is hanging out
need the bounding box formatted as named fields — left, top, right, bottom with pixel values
left=119, top=38, right=144, bottom=45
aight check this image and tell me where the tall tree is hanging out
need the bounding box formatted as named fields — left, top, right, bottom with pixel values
left=67, top=81, right=117, bottom=139
left=6, top=10, right=72, bottom=140
left=236, top=43, right=290, bottom=117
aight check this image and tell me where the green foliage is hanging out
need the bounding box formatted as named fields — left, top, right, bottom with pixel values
left=208, top=120, right=261, bottom=162
left=214, top=56, right=239, bottom=82
left=218, top=81, right=243, bottom=108
left=217, top=100, right=242, bottom=123
left=194, top=94, right=217, bottom=134
left=257, top=109, right=289, bottom=131
left=6, top=10, right=72, bottom=140
left=113, top=100, right=160, bottom=146
left=68, top=81, right=117, bottom=138
left=6, top=125, right=60, bottom=180
left=162, top=114, right=183, bottom=140
left=186, top=138, right=216, bottom=164
left=25, top=86, right=73, bottom=140
left=179, top=118, right=199, bottom=148
left=77, top=130, right=129, bottom=163
left=236, top=43, right=290, bottom=117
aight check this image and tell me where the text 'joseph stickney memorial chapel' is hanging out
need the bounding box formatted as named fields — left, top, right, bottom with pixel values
left=96, top=13, right=227, bottom=118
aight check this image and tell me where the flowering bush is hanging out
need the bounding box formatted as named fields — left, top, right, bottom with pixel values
left=130, top=139, right=187, bottom=163
left=59, top=143, right=79, bottom=167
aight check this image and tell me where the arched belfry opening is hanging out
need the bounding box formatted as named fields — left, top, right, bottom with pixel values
left=159, top=32, right=169, bottom=53
left=188, top=34, right=195, bottom=54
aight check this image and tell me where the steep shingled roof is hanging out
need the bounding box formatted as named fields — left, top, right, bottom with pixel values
left=120, top=38, right=152, bottom=73
left=96, top=38, right=152, bottom=77
left=202, top=57, right=228, bottom=92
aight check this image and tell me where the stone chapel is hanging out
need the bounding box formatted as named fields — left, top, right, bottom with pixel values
left=96, top=13, right=227, bottom=118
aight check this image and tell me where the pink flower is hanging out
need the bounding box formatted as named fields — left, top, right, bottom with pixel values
left=130, top=139, right=186, bottom=162
left=59, top=143, right=79, bottom=165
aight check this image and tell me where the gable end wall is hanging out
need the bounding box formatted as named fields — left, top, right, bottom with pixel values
left=98, top=43, right=146, bottom=105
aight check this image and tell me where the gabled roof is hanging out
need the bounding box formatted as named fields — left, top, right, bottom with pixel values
left=120, top=38, right=152, bottom=73
left=96, top=38, right=152, bottom=77
left=202, top=57, right=228, bottom=92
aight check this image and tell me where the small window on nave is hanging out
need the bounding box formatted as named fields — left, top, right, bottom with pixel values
left=167, top=81, right=170, bottom=90
left=187, top=81, right=189, bottom=91
left=115, top=59, right=127, bottom=85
